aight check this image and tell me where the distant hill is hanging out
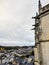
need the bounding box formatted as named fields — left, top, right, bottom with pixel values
left=0, top=45, right=34, bottom=50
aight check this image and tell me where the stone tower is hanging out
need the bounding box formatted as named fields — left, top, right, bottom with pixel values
left=32, top=0, right=49, bottom=65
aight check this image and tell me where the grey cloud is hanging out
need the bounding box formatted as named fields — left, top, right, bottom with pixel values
left=0, top=0, right=48, bottom=46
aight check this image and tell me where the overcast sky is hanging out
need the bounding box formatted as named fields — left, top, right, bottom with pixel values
left=0, top=0, right=49, bottom=46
